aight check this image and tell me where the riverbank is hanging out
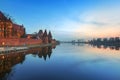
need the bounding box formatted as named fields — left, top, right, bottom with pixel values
left=0, top=43, right=56, bottom=54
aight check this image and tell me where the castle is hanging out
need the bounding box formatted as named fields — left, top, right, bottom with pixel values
left=0, top=11, right=25, bottom=38
left=0, top=11, right=56, bottom=46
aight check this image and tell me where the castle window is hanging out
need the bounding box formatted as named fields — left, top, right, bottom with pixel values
left=2, top=42, right=5, bottom=46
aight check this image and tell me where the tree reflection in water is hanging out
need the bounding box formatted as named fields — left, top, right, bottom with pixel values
left=72, top=43, right=120, bottom=51
left=90, top=44, right=120, bottom=50
left=0, top=46, right=55, bottom=80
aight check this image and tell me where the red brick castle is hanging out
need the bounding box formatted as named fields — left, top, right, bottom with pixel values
left=0, top=11, right=25, bottom=38
left=0, top=11, right=56, bottom=46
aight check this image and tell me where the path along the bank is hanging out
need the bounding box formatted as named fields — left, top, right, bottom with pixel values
left=0, top=43, right=54, bottom=54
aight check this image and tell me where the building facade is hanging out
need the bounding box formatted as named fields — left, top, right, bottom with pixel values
left=0, top=11, right=25, bottom=38
left=0, top=11, right=56, bottom=46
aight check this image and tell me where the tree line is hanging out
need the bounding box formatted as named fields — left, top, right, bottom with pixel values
left=88, top=37, right=120, bottom=46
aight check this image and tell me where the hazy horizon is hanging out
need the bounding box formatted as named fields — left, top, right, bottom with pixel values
left=0, top=0, right=120, bottom=41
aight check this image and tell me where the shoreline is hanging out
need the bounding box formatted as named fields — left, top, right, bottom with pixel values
left=0, top=43, right=56, bottom=54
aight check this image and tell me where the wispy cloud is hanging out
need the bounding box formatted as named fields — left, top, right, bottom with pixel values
left=57, top=7, right=120, bottom=39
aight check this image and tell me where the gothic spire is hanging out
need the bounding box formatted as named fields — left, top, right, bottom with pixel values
left=43, top=29, right=47, bottom=37
left=48, top=31, right=52, bottom=38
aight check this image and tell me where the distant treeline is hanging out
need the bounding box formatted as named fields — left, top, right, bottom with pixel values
left=88, top=37, right=120, bottom=46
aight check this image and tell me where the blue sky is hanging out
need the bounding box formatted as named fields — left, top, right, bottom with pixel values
left=0, top=0, right=120, bottom=40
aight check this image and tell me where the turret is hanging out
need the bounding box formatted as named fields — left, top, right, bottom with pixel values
left=43, top=29, right=47, bottom=37
left=48, top=31, right=52, bottom=43
left=42, top=29, right=48, bottom=43
left=38, top=30, right=43, bottom=39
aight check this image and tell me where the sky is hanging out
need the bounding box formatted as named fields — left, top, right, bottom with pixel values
left=0, top=0, right=120, bottom=41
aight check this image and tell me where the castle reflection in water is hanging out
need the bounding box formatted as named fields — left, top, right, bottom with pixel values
left=0, top=45, right=56, bottom=79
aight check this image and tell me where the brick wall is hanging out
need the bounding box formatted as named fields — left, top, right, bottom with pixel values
left=0, top=38, right=42, bottom=46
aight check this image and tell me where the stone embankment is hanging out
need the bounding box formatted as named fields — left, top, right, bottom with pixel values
left=0, top=43, right=56, bottom=54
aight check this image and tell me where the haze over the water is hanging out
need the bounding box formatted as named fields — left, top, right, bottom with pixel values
left=0, top=0, right=120, bottom=40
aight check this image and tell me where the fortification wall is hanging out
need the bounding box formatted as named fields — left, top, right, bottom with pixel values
left=0, top=38, right=42, bottom=46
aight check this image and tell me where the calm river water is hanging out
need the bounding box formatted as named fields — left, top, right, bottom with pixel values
left=0, top=43, right=120, bottom=80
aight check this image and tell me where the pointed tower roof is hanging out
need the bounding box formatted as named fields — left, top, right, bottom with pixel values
left=48, top=31, right=52, bottom=38
left=38, top=30, right=43, bottom=34
left=43, top=29, right=47, bottom=37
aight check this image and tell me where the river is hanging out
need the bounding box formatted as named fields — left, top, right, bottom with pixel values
left=0, top=43, right=120, bottom=80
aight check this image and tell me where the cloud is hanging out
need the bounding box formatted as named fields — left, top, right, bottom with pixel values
left=57, top=7, right=120, bottom=39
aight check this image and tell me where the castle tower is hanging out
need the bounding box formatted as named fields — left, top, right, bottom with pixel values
left=0, top=11, right=13, bottom=38
left=38, top=30, right=43, bottom=39
left=48, top=31, right=52, bottom=43
left=42, top=29, right=48, bottom=43
left=0, top=11, right=26, bottom=39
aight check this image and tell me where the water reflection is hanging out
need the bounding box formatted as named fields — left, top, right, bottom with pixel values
left=0, top=46, right=55, bottom=80
left=72, top=43, right=85, bottom=46
left=0, top=52, right=25, bottom=80
left=90, top=44, right=120, bottom=50
left=27, top=46, right=53, bottom=60
left=71, top=42, right=120, bottom=51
